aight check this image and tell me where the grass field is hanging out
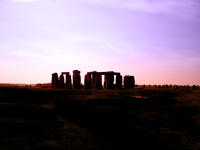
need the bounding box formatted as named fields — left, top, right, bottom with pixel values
left=0, top=87, right=200, bottom=150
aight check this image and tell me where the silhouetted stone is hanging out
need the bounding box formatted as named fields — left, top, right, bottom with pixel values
left=90, top=71, right=97, bottom=88
left=51, top=73, right=59, bottom=88
left=84, top=74, right=92, bottom=89
left=66, top=74, right=72, bottom=89
left=56, top=70, right=136, bottom=90
left=59, top=74, right=65, bottom=88
left=86, top=71, right=135, bottom=89
left=87, top=71, right=101, bottom=89
left=73, top=70, right=81, bottom=89
left=104, top=72, right=114, bottom=89
left=116, top=74, right=122, bottom=89
left=61, top=72, right=72, bottom=89
left=94, top=73, right=102, bottom=89
left=124, top=75, right=135, bottom=89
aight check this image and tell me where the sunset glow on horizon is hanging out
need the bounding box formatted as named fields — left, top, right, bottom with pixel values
left=0, top=0, right=200, bottom=85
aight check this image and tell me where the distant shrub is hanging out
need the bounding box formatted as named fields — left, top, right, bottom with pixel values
left=192, top=85, right=197, bottom=90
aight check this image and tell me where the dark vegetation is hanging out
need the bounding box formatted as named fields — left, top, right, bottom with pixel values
left=0, top=87, right=200, bottom=149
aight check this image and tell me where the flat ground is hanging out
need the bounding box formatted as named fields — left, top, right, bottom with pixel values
left=0, top=87, right=200, bottom=150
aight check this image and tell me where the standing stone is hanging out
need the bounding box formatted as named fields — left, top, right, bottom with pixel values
left=124, top=75, right=135, bottom=89
left=73, top=70, right=81, bottom=89
left=104, top=72, right=114, bottom=89
left=59, top=74, right=65, bottom=88
left=91, top=72, right=97, bottom=88
left=84, top=74, right=92, bottom=89
left=61, top=72, right=71, bottom=89
left=94, top=73, right=102, bottom=89
left=116, top=74, right=122, bottom=89
left=66, top=74, right=72, bottom=89
left=51, top=73, right=59, bottom=88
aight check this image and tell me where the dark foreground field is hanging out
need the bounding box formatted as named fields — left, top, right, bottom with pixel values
left=0, top=87, right=200, bottom=150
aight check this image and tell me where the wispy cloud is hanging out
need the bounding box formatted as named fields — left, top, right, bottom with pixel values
left=11, top=0, right=39, bottom=3
left=124, top=0, right=200, bottom=19
left=81, top=0, right=200, bottom=20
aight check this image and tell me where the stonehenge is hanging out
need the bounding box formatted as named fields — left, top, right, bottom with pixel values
left=51, top=70, right=135, bottom=89
left=62, top=72, right=72, bottom=89
left=116, top=73, right=122, bottom=89
left=51, top=73, right=59, bottom=88
left=59, top=74, right=65, bottom=88
left=87, top=72, right=103, bottom=89
left=84, top=73, right=92, bottom=89
left=87, top=71, right=123, bottom=89
left=52, top=72, right=72, bottom=89
left=124, top=75, right=135, bottom=89
left=104, top=72, right=114, bottom=89
left=73, top=70, right=81, bottom=89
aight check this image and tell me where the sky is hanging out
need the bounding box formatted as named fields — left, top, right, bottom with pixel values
left=0, top=0, right=200, bottom=85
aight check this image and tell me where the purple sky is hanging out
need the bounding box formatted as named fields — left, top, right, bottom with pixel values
left=0, top=0, right=200, bottom=85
